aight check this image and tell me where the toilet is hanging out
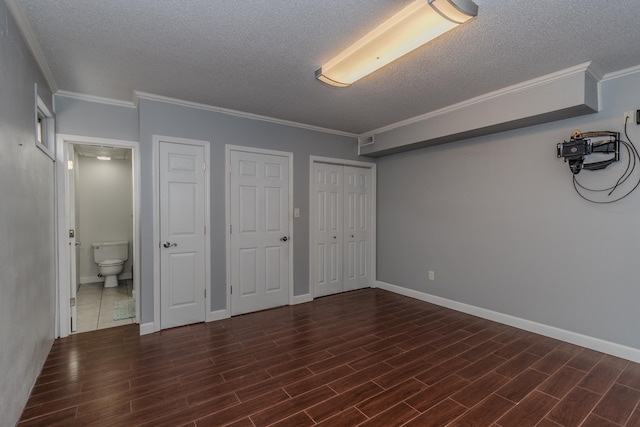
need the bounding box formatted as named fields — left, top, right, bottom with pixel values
left=92, top=241, right=129, bottom=288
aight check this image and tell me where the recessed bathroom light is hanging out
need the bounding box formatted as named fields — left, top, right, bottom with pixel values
left=97, top=156, right=111, bottom=161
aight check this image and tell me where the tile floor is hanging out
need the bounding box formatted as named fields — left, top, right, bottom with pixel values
left=75, top=280, right=135, bottom=333
left=20, top=289, right=640, bottom=426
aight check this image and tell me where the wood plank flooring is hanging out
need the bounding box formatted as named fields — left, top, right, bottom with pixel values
left=19, top=289, right=640, bottom=426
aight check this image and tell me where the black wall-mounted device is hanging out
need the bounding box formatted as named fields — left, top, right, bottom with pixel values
left=557, top=130, right=620, bottom=174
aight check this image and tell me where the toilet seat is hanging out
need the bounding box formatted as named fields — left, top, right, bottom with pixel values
left=99, top=259, right=124, bottom=267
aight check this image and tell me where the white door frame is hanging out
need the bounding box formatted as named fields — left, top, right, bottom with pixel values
left=55, top=134, right=141, bottom=338
left=309, top=156, right=377, bottom=299
left=66, top=145, right=78, bottom=332
left=225, top=145, right=294, bottom=317
left=152, top=135, right=211, bottom=332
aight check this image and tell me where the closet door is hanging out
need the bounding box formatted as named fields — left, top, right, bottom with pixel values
left=343, top=166, right=371, bottom=291
left=313, top=163, right=343, bottom=297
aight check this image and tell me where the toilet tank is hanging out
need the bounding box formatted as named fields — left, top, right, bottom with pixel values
left=92, top=241, right=129, bottom=263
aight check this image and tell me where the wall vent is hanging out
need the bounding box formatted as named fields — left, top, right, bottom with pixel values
left=358, top=135, right=375, bottom=146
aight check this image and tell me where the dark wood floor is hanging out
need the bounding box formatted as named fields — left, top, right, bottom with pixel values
left=19, top=289, right=640, bottom=426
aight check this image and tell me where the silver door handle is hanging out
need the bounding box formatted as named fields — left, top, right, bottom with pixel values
left=163, top=242, right=177, bottom=248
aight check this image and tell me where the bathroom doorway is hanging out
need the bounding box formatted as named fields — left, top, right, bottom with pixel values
left=72, top=144, right=134, bottom=332
left=56, top=135, right=141, bottom=338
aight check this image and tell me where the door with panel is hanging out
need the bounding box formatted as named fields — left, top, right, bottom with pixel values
left=343, top=166, right=371, bottom=291
left=230, top=150, right=290, bottom=315
left=313, top=163, right=373, bottom=297
left=159, top=141, right=207, bottom=329
left=313, top=162, right=343, bottom=297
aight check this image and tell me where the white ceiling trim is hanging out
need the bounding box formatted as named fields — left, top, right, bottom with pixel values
left=56, top=90, right=137, bottom=108
left=602, top=63, right=640, bottom=82
left=358, top=62, right=601, bottom=139
left=4, top=0, right=57, bottom=93
left=133, top=91, right=358, bottom=139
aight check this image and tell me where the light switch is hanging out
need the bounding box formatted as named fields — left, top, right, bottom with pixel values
left=294, top=208, right=300, bottom=218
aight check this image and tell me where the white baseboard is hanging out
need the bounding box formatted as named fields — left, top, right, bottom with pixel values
left=292, top=293, right=313, bottom=305
left=376, top=280, right=640, bottom=363
left=207, top=309, right=229, bottom=322
left=80, top=272, right=133, bottom=285
left=141, top=310, right=228, bottom=334
left=139, top=322, right=155, bottom=335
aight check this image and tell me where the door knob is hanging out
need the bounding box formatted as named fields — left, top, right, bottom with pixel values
left=163, top=242, right=177, bottom=248
left=280, top=236, right=288, bottom=242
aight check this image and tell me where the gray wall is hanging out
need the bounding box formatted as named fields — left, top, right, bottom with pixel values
left=76, top=155, right=133, bottom=282
left=55, top=95, right=139, bottom=142
left=0, top=2, right=56, bottom=425
left=138, top=99, right=367, bottom=322
left=377, top=71, right=640, bottom=350
left=55, top=96, right=367, bottom=325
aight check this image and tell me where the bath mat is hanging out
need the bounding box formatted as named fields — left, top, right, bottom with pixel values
left=113, top=299, right=135, bottom=321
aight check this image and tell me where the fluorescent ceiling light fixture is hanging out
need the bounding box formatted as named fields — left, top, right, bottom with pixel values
left=96, top=155, right=111, bottom=161
left=315, top=0, right=478, bottom=87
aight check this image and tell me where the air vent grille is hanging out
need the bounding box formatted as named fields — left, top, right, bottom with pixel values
left=358, top=135, right=375, bottom=146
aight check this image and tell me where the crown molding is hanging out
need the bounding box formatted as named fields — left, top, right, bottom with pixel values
left=133, top=91, right=357, bottom=138
left=585, top=61, right=604, bottom=82
left=602, top=63, right=640, bottom=82
left=359, top=61, right=599, bottom=138
left=5, top=0, right=57, bottom=93
left=55, top=90, right=137, bottom=108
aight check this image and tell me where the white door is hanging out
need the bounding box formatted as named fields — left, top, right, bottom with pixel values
left=230, top=150, right=290, bottom=315
left=159, top=141, right=206, bottom=329
left=312, top=162, right=373, bottom=297
left=343, top=166, right=371, bottom=291
left=313, top=162, right=343, bottom=297
left=67, top=145, right=78, bottom=332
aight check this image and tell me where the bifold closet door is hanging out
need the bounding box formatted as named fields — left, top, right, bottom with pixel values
left=343, top=166, right=371, bottom=291
left=313, top=163, right=343, bottom=297
left=313, top=163, right=372, bottom=298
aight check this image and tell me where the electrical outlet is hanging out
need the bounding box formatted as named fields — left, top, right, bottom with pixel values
left=428, top=271, right=435, bottom=281
left=624, top=110, right=640, bottom=125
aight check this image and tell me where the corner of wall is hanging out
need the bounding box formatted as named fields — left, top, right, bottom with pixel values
left=376, top=281, right=640, bottom=364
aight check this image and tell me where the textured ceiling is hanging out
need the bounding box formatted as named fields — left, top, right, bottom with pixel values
left=14, top=0, right=640, bottom=135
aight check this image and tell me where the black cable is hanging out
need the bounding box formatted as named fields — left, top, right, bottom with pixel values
left=573, top=141, right=634, bottom=193
left=609, top=139, right=636, bottom=195
left=571, top=118, right=640, bottom=204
